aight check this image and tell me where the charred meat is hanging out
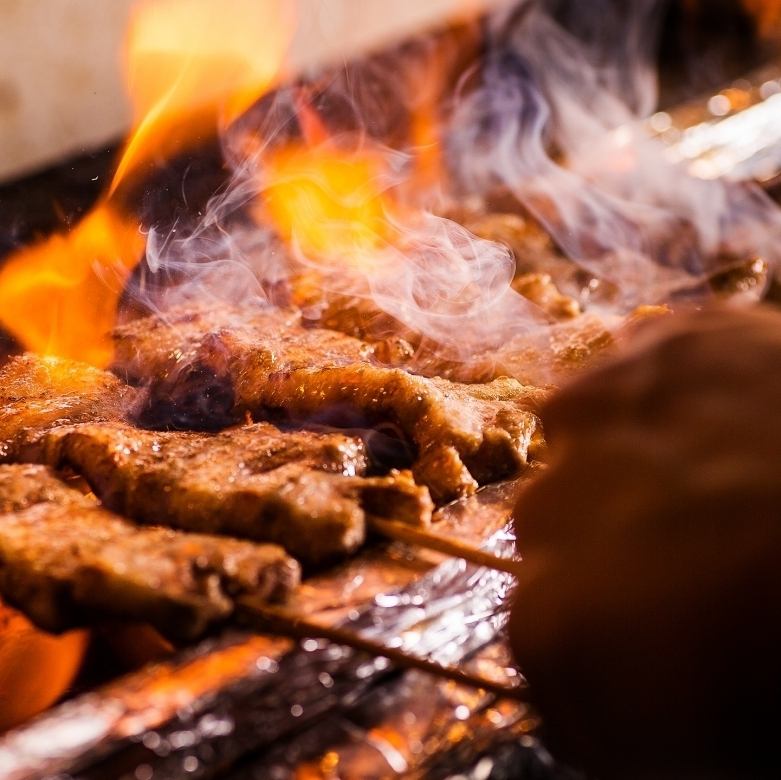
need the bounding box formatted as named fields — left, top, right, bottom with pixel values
left=0, top=464, right=300, bottom=639
left=33, top=422, right=433, bottom=564
left=114, top=307, right=544, bottom=502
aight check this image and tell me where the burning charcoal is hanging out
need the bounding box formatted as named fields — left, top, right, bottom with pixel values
left=114, top=307, right=544, bottom=503
left=31, top=421, right=432, bottom=565
left=0, top=464, right=299, bottom=640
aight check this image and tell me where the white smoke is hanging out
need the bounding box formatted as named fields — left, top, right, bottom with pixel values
left=450, top=0, right=781, bottom=307
left=130, top=0, right=781, bottom=378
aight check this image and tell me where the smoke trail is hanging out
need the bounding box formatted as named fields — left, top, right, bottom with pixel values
left=129, top=0, right=781, bottom=383
left=449, top=0, right=781, bottom=308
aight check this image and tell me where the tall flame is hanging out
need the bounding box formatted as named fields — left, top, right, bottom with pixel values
left=0, top=206, right=144, bottom=367
left=113, top=0, right=294, bottom=194
left=0, top=0, right=293, bottom=366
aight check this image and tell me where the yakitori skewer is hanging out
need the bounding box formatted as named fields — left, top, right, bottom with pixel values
left=369, top=517, right=520, bottom=576
left=238, top=598, right=527, bottom=701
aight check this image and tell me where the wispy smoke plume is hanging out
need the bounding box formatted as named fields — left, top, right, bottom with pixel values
left=131, top=0, right=781, bottom=377
left=450, top=0, right=781, bottom=307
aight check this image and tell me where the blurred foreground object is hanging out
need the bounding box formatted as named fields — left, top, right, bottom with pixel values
left=510, top=305, right=781, bottom=779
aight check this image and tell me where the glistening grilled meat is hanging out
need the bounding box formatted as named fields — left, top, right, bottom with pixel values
left=0, top=353, right=134, bottom=461
left=114, top=307, right=544, bottom=502
left=0, top=464, right=299, bottom=639
left=33, top=422, right=433, bottom=564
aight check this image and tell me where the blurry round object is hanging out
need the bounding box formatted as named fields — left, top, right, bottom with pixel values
left=510, top=304, right=781, bottom=779
left=0, top=600, right=88, bottom=732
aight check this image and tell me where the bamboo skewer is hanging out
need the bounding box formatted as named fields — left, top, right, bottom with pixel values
left=234, top=515, right=521, bottom=699
left=368, top=517, right=520, bottom=576
left=237, top=599, right=527, bottom=701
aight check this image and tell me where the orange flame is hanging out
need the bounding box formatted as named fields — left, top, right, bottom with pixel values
left=0, top=205, right=144, bottom=367
left=0, top=0, right=294, bottom=366
left=259, top=27, right=478, bottom=272
left=113, top=0, right=294, bottom=194
left=264, top=143, right=396, bottom=270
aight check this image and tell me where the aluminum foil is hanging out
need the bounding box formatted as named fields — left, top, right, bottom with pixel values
left=0, top=483, right=571, bottom=780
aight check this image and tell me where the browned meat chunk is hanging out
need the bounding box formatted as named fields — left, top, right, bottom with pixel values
left=491, top=306, right=671, bottom=386
left=0, top=354, right=135, bottom=461
left=0, top=464, right=299, bottom=639
left=511, top=273, right=581, bottom=321
left=114, top=307, right=543, bottom=502
left=33, top=422, right=433, bottom=564
left=455, top=210, right=564, bottom=277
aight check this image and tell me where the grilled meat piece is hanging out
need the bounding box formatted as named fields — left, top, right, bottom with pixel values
left=33, top=422, right=433, bottom=564
left=511, top=272, right=581, bottom=321
left=114, top=307, right=543, bottom=502
left=0, top=354, right=134, bottom=461
left=0, top=464, right=299, bottom=639
left=489, top=306, right=671, bottom=386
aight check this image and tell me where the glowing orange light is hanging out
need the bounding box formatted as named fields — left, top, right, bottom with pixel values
left=0, top=599, right=88, bottom=733
left=263, top=144, right=396, bottom=269
left=113, top=0, right=294, bottom=193
left=741, top=0, right=781, bottom=34
left=0, top=0, right=294, bottom=366
left=0, top=204, right=144, bottom=367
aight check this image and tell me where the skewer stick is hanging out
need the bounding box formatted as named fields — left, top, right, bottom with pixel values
left=369, top=517, right=520, bottom=576
left=237, top=598, right=527, bottom=701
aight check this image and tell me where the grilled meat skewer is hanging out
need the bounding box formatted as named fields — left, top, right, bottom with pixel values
left=114, top=306, right=544, bottom=503
left=0, top=464, right=299, bottom=640
left=28, top=418, right=517, bottom=572
left=0, top=353, right=515, bottom=570
left=30, top=421, right=432, bottom=564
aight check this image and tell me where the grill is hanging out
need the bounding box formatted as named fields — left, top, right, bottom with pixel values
left=1, top=2, right=780, bottom=779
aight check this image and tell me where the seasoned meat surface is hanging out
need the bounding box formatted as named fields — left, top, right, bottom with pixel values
left=0, top=464, right=300, bottom=639
left=258, top=370, right=542, bottom=502
left=34, top=422, right=433, bottom=564
left=114, top=305, right=368, bottom=386
left=0, top=354, right=134, bottom=461
left=114, top=307, right=544, bottom=502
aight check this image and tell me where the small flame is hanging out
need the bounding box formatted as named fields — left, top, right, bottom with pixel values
left=259, top=80, right=447, bottom=277
left=263, top=143, right=396, bottom=270
left=0, top=205, right=143, bottom=367
left=0, top=0, right=293, bottom=366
